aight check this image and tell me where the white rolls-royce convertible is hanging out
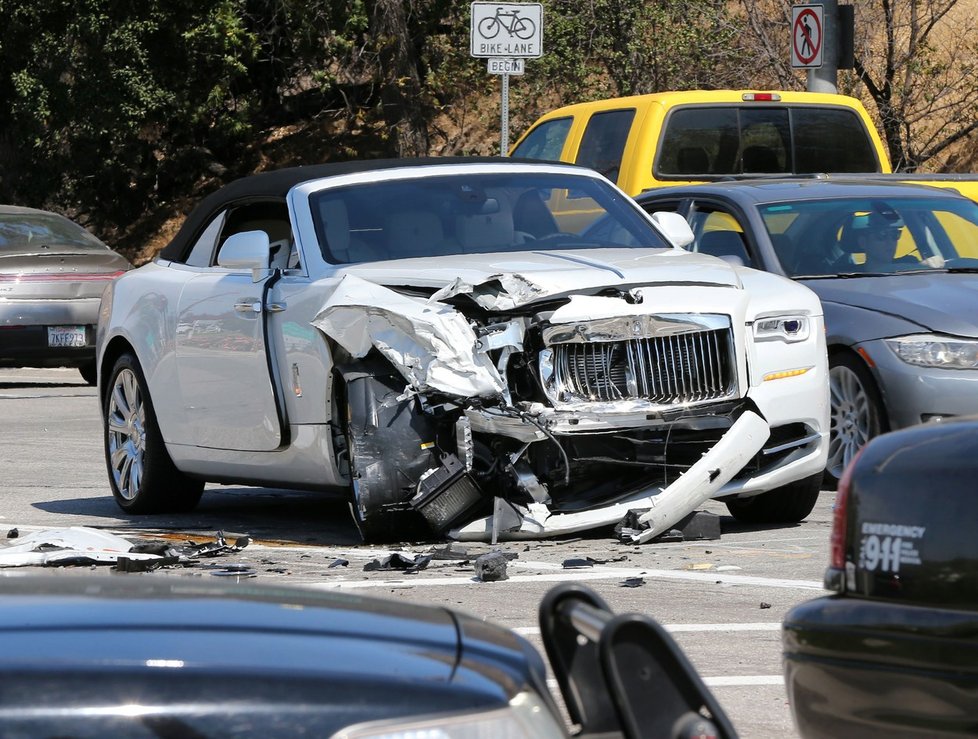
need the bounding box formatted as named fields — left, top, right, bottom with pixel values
left=96, top=158, right=828, bottom=542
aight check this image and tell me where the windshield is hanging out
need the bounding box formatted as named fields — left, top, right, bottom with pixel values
left=309, top=172, right=668, bottom=264
left=0, top=212, right=108, bottom=252
left=760, top=196, right=978, bottom=277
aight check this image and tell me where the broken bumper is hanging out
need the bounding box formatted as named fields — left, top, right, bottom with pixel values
left=451, top=410, right=771, bottom=542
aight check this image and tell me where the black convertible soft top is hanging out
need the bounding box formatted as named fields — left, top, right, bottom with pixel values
left=158, top=156, right=550, bottom=262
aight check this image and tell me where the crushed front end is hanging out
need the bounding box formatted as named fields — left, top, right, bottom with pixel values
left=315, top=273, right=828, bottom=542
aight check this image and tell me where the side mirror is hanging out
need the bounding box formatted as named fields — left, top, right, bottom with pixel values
left=651, top=211, right=695, bottom=249
left=217, top=231, right=272, bottom=273
left=540, top=583, right=738, bottom=739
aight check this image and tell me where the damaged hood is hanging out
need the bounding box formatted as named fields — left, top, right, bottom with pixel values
left=341, top=248, right=742, bottom=310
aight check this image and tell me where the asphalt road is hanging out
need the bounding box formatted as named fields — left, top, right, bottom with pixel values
left=0, top=366, right=836, bottom=738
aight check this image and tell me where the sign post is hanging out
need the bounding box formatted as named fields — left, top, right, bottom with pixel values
left=470, top=2, right=543, bottom=155
left=791, top=2, right=846, bottom=93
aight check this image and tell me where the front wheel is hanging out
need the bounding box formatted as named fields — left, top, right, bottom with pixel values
left=104, top=353, right=203, bottom=513
left=825, top=353, right=885, bottom=488
left=337, top=370, right=437, bottom=543
left=725, top=473, right=822, bottom=524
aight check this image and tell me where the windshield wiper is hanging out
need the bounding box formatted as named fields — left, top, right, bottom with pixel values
left=800, top=272, right=890, bottom=279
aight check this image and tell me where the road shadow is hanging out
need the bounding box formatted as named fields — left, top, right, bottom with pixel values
left=32, top=487, right=362, bottom=547
left=0, top=381, right=87, bottom=389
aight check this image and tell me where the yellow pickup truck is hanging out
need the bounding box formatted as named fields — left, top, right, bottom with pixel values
left=510, top=89, right=978, bottom=202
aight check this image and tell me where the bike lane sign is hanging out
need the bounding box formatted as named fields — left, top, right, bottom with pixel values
left=471, top=3, right=543, bottom=58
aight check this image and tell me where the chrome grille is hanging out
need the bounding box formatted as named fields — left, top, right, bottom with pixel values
left=551, top=328, right=734, bottom=403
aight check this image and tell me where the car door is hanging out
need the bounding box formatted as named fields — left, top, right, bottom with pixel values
left=174, top=202, right=290, bottom=451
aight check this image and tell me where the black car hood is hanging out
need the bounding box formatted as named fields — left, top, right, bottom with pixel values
left=802, top=273, right=978, bottom=338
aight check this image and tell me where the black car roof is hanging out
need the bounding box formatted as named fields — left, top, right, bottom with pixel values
left=636, top=176, right=971, bottom=206
left=159, top=156, right=554, bottom=262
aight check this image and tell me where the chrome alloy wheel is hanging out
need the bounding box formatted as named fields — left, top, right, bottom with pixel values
left=106, top=368, right=146, bottom=500
left=827, top=364, right=874, bottom=479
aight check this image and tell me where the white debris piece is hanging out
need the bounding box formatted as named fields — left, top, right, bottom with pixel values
left=0, top=527, right=160, bottom=567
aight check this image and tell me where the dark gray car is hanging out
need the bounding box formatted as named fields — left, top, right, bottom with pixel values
left=636, top=179, right=978, bottom=484
left=0, top=205, right=130, bottom=384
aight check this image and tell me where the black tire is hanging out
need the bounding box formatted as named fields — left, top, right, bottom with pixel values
left=725, top=472, right=822, bottom=524
left=338, top=370, right=437, bottom=543
left=78, top=361, right=97, bottom=386
left=824, top=352, right=885, bottom=489
left=103, top=352, right=204, bottom=514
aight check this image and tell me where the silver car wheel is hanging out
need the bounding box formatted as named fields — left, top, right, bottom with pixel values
left=107, top=368, right=145, bottom=501
left=827, top=364, right=874, bottom=480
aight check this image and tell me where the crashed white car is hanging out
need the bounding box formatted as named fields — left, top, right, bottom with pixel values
left=97, top=159, right=828, bottom=543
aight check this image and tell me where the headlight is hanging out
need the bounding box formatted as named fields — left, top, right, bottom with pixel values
left=752, top=315, right=810, bottom=343
left=331, top=691, right=566, bottom=739
left=886, top=334, right=978, bottom=369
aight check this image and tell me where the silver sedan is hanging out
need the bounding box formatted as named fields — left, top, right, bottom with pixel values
left=0, top=206, right=130, bottom=384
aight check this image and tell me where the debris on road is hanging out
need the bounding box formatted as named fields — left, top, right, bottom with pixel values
left=616, top=510, right=721, bottom=544
left=0, top=527, right=251, bottom=570
left=364, top=553, right=432, bottom=573
left=0, top=527, right=160, bottom=567
left=562, top=558, right=594, bottom=569
left=619, top=577, right=645, bottom=588
left=474, top=552, right=510, bottom=582
left=329, top=558, right=350, bottom=568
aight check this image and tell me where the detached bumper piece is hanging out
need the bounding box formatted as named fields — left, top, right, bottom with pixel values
left=539, top=583, right=738, bottom=739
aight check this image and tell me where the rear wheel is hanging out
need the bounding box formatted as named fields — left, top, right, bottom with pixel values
left=725, top=472, right=822, bottom=524
left=825, top=353, right=884, bottom=488
left=337, top=370, right=437, bottom=543
left=104, top=353, right=204, bottom=513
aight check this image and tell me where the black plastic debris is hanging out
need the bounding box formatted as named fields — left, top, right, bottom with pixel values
left=6, top=528, right=18, bottom=539
left=364, top=553, right=431, bottom=574
left=619, top=577, right=645, bottom=588
left=114, top=556, right=180, bottom=573
left=122, top=532, right=251, bottom=571
left=562, top=558, right=594, bottom=569
left=203, top=564, right=257, bottom=578
left=615, top=510, right=721, bottom=543
left=329, top=558, right=350, bottom=568
left=474, top=551, right=509, bottom=582
left=760, top=602, right=772, bottom=609
left=182, top=532, right=251, bottom=558
left=562, top=554, right=629, bottom=569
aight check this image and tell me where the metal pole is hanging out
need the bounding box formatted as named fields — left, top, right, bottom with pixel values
left=808, top=0, right=839, bottom=93
left=501, top=72, right=510, bottom=155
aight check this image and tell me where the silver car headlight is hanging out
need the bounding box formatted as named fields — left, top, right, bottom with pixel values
left=330, top=691, right=566, bottom=739
left=885, top=334, right=978, bottom=369
left=752, top=315, right=810, bottom=343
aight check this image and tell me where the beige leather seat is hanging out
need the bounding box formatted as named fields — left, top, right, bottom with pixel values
left=455, top=198, right=515, bottom=252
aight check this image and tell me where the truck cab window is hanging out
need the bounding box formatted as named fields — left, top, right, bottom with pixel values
left=575, top=109, right=635, bottom=183
left=510, top=117, right=572, bottom=161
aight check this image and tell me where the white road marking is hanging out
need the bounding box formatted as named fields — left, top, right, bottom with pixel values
left=546, top=675, right=783, bottom=691
left=514, top=622, right=781, bottom=636
left=704, top=675, right=784, bottom=686
left=299, top=563, right=824, bottom=591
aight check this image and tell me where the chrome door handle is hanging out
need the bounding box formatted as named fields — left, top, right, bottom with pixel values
left=234, top=300, right=262, bottom=313
left=266, top=302, right=286, bottom=313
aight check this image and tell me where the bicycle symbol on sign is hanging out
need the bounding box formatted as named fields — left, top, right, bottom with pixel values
left=478, top=7, right=536, bottom=40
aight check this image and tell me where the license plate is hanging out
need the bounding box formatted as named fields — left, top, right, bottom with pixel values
left=47, top=325, right=87, bottom=348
